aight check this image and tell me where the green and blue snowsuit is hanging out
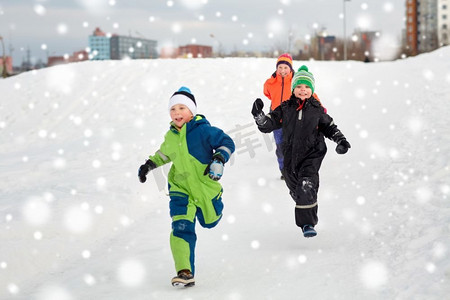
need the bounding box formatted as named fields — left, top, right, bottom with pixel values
left=149, top=114, right=235, bottom=274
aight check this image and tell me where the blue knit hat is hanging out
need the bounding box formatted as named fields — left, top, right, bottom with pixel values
left=168, top=86, right=197, bottom=115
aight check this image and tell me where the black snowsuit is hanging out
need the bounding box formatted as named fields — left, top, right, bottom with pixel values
left=256, top=94, right=347, bottom=228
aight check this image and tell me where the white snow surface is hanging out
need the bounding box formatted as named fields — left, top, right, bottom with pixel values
left=1, top=48, right=450, bottom=299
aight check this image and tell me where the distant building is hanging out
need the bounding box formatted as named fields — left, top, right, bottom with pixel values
left=438, top=0, right=450, bottom=46
left=71, top=50, right=89, bottom=62
left=110, top=35, right=158, bottom=59
left=0, top=56, right=13, bottom=75
left=178, top=44, right=213, bottom=58
left=88, top=27, right=158, bottom=60
left=47, top=50, right=88, bottom=67
left=406, top=0, right=419, bottom=54
left=355, top=30, right=379, bottom=57
left=310, top=33, right=336, bottom=60
left=89, top=27, right=111, bottom=60
left=47, top=56, right=67, bottom=67
left=406, top=0, right=440, bottom=55
left=160, top=46, right=179, bottom=59
left=419, top=0, right=439, bottom=52
left=159, top=44, right=213, bottom=59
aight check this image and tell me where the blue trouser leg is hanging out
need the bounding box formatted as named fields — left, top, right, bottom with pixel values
left=273, top=128, right=284, bottom=171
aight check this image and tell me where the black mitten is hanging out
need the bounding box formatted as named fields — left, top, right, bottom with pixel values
left=336, top=140, right=351, bottom=154
left=330, top=130, right=351, bottom=155
left=138, top=159, right=157, bottom=183
left=251, top=98, right=267, bottom=126
left=251, top=98, right=264, bottom=117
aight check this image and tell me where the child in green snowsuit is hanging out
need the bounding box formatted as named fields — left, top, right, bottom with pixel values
left=138, top=87, right=235, bottom=287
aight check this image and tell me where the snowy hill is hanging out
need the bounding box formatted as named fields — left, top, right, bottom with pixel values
left=1, top=48, right=450, bottom=300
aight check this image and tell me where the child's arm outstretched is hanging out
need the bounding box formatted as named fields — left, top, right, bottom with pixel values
left=250, top=98, right=282, bottom=133
left=138, top=144, right=172, bottom=183
left=320, top=114, right=351, bottom=154
left=138, top=159, right=157, bottom=183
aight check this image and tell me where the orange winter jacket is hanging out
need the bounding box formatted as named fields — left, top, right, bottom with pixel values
left=264, top=71, right=323, bottom=112
left=264, top=71, right=293, bottom=111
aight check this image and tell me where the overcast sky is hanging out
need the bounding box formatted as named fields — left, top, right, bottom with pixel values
left=0, top=0, right=405, bottom=65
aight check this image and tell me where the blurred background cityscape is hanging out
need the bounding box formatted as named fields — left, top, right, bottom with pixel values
left=0, top=0, right=449, bottom=77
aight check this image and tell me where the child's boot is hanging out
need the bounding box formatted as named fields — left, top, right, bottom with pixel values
left=171, top=269, right=195, bottom=287
left=302, top=225, right=317, bottom=238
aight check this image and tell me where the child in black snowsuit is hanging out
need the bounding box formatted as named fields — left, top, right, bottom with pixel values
left=251, top=65, right=351, bottom=238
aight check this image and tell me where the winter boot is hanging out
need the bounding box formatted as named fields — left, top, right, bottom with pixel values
left=171, top=269, right=195, bottom=287
left=302, top=225, right=317, bottom=238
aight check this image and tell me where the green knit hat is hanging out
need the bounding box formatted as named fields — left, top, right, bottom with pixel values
left=291, top=65, right=315, bottom=93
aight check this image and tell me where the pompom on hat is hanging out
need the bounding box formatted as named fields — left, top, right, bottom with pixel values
left=276, top=53, right=294, bottom=72
left=168, top=86, right=197, bottom=115
left=291, top=65, right=315, bottom=94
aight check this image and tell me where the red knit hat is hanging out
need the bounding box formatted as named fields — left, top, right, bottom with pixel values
left=276, top=53, right=293, bottom=72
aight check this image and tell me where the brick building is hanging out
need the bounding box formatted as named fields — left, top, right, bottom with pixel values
left=178, top=44, right=213, bottom=58
left=405, top=0, right=442, bottom=55
left=47, top=50, right=88, bottom=67
left=0, top=56, right=13, bottom=75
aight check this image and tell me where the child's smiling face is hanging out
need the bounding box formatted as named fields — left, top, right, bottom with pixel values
left=293, top=84, right=312, bottom=100
left=276, top=64, right=291, bottom=77
left=170, top=104, right=193, bottom=128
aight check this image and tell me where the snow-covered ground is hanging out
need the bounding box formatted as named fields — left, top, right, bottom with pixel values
left=1, top=48, right=450, bottom=300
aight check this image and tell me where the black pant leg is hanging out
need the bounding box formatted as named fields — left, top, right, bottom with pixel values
left=293, top=174, right=319, bottom=228
left=286, top=154, right=325, bottom=228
